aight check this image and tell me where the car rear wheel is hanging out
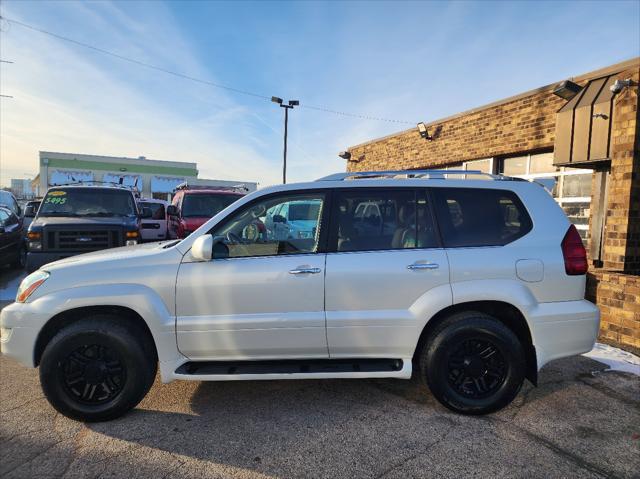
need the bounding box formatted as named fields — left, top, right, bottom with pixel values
left=420, top=311, right=525, bottom=415
left=39, top=315, right=157, bottom=422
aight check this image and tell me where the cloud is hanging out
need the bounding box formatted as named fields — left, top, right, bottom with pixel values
left=0, top=1, right=282, bottom=187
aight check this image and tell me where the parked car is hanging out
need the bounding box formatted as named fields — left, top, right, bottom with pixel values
left=1, top=170, right=599, bottom=422
left=263, top=199, right=322, bottom=240
left=0, top=206, right=26, bottom=268
left=167, top=183, right=246, bottom=239
left=137, top=198, right=169, bottom=242
left=25, top=184, right=151, bottom=273
left=22, top=200, right=41, bottom=233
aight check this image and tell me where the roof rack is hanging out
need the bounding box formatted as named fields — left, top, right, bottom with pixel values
left=53, top=180, right=141, bottom=191
left=175, top=181, right=249, bottom=192
left=316, top=169, right=522, bottom=182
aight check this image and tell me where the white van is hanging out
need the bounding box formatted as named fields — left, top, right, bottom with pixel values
left=137, top=199, right=169, bottom=242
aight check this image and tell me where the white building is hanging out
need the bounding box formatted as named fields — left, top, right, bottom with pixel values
left=35, top=151, right=257, bottom=199
left=10, top=178, right=35, bottom=199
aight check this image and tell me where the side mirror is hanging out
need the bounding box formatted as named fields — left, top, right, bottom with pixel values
left=167, top=205, right=179, bottom=217
left=141, top=207, right=153, bottom=219
left=24, top=205, right=37, bottom=218
left=191, top=234, right=213, bottom=261
left=273, top=214, right=286, bottom=224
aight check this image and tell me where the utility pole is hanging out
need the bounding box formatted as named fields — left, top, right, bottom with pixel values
left=271, top=97, right=299, bottom=184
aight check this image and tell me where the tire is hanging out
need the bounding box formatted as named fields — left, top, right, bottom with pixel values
left=39, top=315, right=157, bottom=422
left=420, top=311, right=525, bottom=415
left=11, top=244, right=26, bottom=269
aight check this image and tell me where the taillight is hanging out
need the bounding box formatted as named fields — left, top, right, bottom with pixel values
left=561, top=224, right=588, bottom=275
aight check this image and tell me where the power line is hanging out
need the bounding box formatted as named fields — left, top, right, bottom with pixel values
left=0, top=15, right=414, bottom=125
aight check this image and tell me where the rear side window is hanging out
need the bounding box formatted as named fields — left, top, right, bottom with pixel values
left=331, top=189, right=439, bottom=252
left=432, top=188, right=532, bottom=247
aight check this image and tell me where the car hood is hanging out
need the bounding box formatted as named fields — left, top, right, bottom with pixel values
left=43, top=240, right=178, bottom=271
left=32, top=216, right=136, bottom=227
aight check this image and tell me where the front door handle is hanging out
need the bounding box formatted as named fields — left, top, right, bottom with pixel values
left=289, top=267, right=322, bottom=275
left=407, top=262, right=439, bottom=270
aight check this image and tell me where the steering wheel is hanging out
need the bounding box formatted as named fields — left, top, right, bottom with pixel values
left=226, top=231, right=243, bottom=244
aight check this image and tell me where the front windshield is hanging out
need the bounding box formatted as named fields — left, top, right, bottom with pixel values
left=181, top=193, right=240, bottom=218
left=39, top=188, right=137, bottom=217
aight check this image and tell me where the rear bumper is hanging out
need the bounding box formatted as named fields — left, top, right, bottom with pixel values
left=528, top=300, right=600, bottom=370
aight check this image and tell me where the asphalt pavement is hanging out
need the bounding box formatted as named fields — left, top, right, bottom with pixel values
left=1, top=269, right=639, bottom=478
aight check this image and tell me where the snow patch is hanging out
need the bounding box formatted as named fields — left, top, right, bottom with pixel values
left=582, top=343, right=640, bottom=376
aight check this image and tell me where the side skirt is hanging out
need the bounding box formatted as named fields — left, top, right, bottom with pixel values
left=166, top=357, right=413, bottom=382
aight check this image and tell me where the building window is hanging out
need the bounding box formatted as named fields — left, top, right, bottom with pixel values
left=499, top=152, right=594, bottom=247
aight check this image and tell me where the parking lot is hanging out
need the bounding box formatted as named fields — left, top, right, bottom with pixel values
left=1, top=289, right=638, bottom=479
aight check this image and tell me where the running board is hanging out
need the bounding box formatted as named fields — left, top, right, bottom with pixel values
left=175, top=358, right=403, bottom=376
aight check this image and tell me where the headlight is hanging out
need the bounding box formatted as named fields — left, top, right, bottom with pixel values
left=16, top=271, right=50, bottom=303
left=27, top=231, right=42, bottom=250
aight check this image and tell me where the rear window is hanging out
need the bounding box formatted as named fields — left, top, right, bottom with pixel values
left=182, top=194, right=240, bottom=218
left=432, top=188, right=532, bottom=247
left=140, top=202, right=165, bottom=220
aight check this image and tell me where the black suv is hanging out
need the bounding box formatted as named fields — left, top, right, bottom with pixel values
left=26, top=185, right=150, bottom=272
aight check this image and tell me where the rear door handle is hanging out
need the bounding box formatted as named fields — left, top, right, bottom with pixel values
left=289, top=267, right=322, bottom=275
left=407, top=262, right=439, bottom=270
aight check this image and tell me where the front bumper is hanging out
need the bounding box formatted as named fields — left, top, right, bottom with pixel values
left=0, top=301, right=42, bottom=368
left=528, top=299, right=600, bottom=370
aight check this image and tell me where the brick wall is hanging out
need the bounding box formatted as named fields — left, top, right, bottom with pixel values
left=347, top=89, right=564, bottom=171
left=587, top=271, right=640, bottom=355
left=602, top=66, right=640, bottom=272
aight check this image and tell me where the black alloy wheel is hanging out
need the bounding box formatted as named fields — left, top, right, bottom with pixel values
left=39, top=315, right=157, bottom=422
left=60, top=344, right=126, bottom=405
left=420, top=311, right=526, bottom=415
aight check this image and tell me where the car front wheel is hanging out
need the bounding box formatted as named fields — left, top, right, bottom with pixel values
left=39, top=315, right=157, bottom=422
left=420, top=311, right=526, bottom=415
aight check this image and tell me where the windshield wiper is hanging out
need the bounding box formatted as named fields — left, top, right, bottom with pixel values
left=40, top=212, right=80, bottom=217
left=76, top=212, right=118, bottom=217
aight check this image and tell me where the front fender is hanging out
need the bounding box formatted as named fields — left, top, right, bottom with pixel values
left=27, top=283, right=183, bottom=377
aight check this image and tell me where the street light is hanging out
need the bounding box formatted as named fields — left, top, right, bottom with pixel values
left=272, top=97, right=299, bottom=184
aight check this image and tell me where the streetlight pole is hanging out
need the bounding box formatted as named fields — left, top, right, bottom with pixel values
left=272, top=97, right=299, bottom=184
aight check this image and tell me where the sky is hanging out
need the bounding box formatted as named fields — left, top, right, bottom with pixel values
left=0, top=0, right=639, bottom=189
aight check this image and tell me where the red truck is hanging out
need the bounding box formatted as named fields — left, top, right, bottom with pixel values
left=167, top=183, right=247, bottom=239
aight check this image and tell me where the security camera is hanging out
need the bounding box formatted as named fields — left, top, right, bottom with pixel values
left=610, top=78, right=636, bottom=94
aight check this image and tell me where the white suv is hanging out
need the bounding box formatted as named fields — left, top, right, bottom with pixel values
left=0, top=170, right=600, bottom=421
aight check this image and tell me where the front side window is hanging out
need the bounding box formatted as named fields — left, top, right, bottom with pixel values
left=181, top=193, right=240, bottom=218
left=39, top=188, right=137, bottom=217
left=332, top=189, right=438, bottom=252
left=211, top=193, right=325, bottom=258
left=432, top=188, right=532, bottom=247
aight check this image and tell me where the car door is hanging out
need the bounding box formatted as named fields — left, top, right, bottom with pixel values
left=0, top=209, right=11, bottom=264
left=324, top=188, right=451, bottom=359
left=175, top=190, right=330, bottom=360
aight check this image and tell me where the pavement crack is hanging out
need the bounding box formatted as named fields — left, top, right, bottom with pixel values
left=373, top=427, right=455, bottom=479
left=485, top=416, right=614, bottom=478
left=0, top=396, right=46, bottom=414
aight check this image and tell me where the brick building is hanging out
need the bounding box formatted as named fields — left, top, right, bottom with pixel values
left=343, top=58, right=639, bottom=353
